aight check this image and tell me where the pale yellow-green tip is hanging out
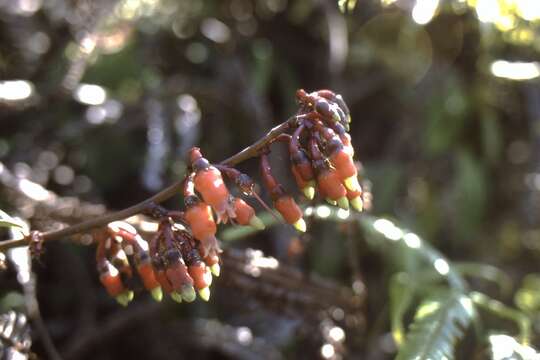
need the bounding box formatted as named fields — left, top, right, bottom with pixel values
left=210, top=263, right=221, bottom=277
left=170, top=292, right=183, bottom=303
left=115, top=291, right=132, bottom=307
left=337, top=196, right=349, bottom=210
left=332, top=111, right=340, bottom=123
left=302, top=183, right=316, bottom=200
left=115, top=296, right=128, bottom=307
left=344, top=176, right=361, bottom=192
left=326, top=198, right=337, bottom=206
left=346, top=114, right=352, bottom=123
left=181, top=285, right=197, bottom=302
left=292, top=218, right=307, bottom=232
left=249, top=216, right=265, bottom=230
left=127, top=290, right=134, bottom=301
left=151, top=287, right=163, bottom=302
left=198, top=287, right=211, bottom=302
left=204, top=268, right=213, bottom=287
left=350, top=196, right=364, bottom=212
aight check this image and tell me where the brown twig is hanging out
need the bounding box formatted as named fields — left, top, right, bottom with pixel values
left=0, top=116, right=297, bottom=252
left=221, top=248, right=363, bottom=317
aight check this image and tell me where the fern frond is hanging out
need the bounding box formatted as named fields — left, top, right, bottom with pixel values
left=396, top=292, right=475, bottom=360
left=455, top=262, right=513, bottom=297
left=390, top=273, right=416, bottom=346
left=471, top=292, right=531, bottom=345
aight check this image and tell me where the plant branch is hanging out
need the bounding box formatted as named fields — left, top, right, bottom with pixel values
left=0, top=117, right=296, bottom=252
left=470, top=291, right=532, bottom=345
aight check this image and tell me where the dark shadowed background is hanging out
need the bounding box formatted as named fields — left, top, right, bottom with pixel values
left=1, top=0, right=540, bottom=359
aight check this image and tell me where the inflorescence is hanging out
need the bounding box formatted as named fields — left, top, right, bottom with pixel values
left=94, top=89, right=370, bottom=305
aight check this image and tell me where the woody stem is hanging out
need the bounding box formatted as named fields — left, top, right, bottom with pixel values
left=0, top=116, right=298, bottom=251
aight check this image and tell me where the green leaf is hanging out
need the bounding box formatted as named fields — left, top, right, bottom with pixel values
left=396, top=292, right=475, bottom=360
left=424, top=79, right=467, bottom=156
left=472, top=291, right=531, bottom=344
left=455, top=262, right=513, bottom=297
left=390, top=273, right=416, bottom=346
left=220, top=212, right=278, bottom=242
left=481, top=112, right=502, bottom=164
left=453, top=150, right=487, bottom=239
left=0, top=219, right=22, bottom=229
left=514, top=274, right=540, bottom=314
left=357, top=215, right=467, bottom=291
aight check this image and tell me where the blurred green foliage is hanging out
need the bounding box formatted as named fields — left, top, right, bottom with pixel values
left=0, top=0, right=540, bottom=358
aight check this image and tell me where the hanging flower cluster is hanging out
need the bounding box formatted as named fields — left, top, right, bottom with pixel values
left=260, top=89, right=364, bottom=231
left=95, top=89, right=368, bottom=305
left=96, top=221, right=161, bottom=306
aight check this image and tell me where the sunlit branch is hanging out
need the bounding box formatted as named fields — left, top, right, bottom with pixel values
left=0, top=116, right=298, bottom=252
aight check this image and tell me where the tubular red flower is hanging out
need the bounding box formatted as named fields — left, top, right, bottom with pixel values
left=203, top=252, right=219, bottom=266
left=291, top=165, right=308, bottom=189
left=188, top=262, right=209, bottom=290
left=260, top=153, right=280, bottom=197
left=166, top=262, right=194, bottom=291
left=185, top=199, right=217, bottom=247
left=317, top=169, right=347, bottom=200
left=346, top=187, right=364, bottom=212
left=99, top=262, right=126, bottom=297
left=194, top=168, right=230, bottom=217
left=274, top=196, right=302, bottom=224
left=189, top=147, right=231, bottom=221
left=330, top=147, right=357, bottom=179
left=137, top=262, right=160, bottom=291
left=155, top=269, right=174, bottom=294
left=232, top=198, right=256, bottom=225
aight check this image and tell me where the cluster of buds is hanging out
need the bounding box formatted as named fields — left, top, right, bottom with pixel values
left=259, top=89, right=364, bottom=231
left=148, top=216, right=216, bottom=303
left=185, top=147, right=266, bottom=255
left=95, top=217, right=221, bottom=305
left=95, top=221, right=161, bottom=306
left=94, top=89, right=368, bottom=306
left=96, top=149, right=268, bottom=304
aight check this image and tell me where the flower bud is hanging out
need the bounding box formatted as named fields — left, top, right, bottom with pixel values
left=347, top=188, right=364, bottom=212
left=316, top=168, right=348, bottom=210
left=316, top=90, right=351, bottom=123
left=290, top=149, right=314, bottom=182
left=190, top=147, right=232, bottom=222
left=185, top=198, right=220, bottom=256
left=232, top=198, right=265, bottom=230
left=153, top=257, right=174, bottom=294
left=315, top=99, right=341, bottom=124
left=274, top=196, right=306, bottom=232
left=291, top=166, right=316, bottom=200
left=187, top=261, right=212, bottom=301
left=203, top=251, right=221, bottom=277
left=99, top=261, right=127, bottom=299
left=327, top=142, right=360, bottom=193
left=137, top=261, right=161, bottom=293
left=194, top=167, right=230, bottom=220
left=115, top=291, right=134, bottom=306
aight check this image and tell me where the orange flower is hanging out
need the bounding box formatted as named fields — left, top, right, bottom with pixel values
left=232, top=198, right=265, bottom=230
left=185, top=199, right=219, bottom=256
left=317, top=168, right=349, bottom=210
left=274, top=196, right=306, bottom=232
